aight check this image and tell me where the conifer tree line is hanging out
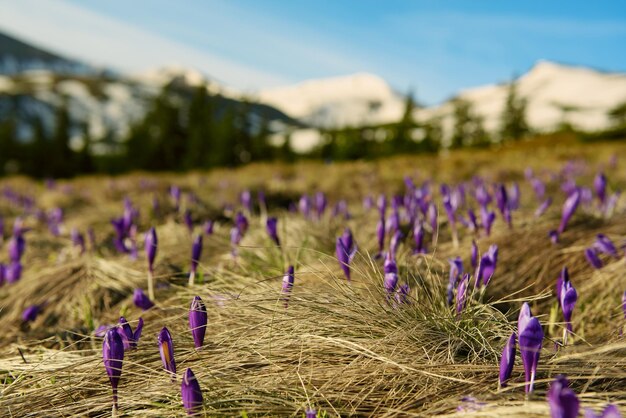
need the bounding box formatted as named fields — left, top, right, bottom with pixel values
left=0, top=79, right=623, bottom=178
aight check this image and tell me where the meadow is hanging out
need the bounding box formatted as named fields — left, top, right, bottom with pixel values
left=1, top=136, right=625, bottom=417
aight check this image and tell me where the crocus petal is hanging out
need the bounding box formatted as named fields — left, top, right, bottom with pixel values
left=158, top=327, right=176, bottom=375
left=547, top=375, right=579, bottom=418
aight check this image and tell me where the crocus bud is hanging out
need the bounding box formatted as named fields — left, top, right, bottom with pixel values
left=584, top=247, right=603, bottom=269
left=103, top=328, right=125, bottom=410
left=184, top=210, right=193, bottom=233
left=560, top=279, right=577, bottom=335
left=235, top=212, right=249, bottom=235
left=281, top=265, right=295, bottom=307
left=549, top=230, right=559, bottom=245
left=170, top=186, right=181, bottom=212
left=584, top=404, right=622, bottom=418
left=158, top=327, right=176, bottom=376
left=481, top=208, right=496, bottom=236
left=336, top=237, right=351, bottom=281
left=456, top=273, right=469, bottom=316
left=389, top=230, right=403, bottom=258
left=594, top=173, right=607, bottom=204
left=594, top=234, right=618, bottom=258
left=190, top=234, right=203, bottom=275
left=181, top=368, right=203, bottom=415
left=535, top=198, right=552, bottom=218
left=266, top=217, right=280, bottom=246
left=558, top=190, right=580, bottom=234
left=204, top=220, right=214, bottom=235
left=339, top=228, right=357, bottom=261
left=413, top=221, right=426, bottom=254
left=0, top=263, right=5, bottom=286
left=383, top=253, right=398, bottom=295
left=8, top=234, right=25, bottom=262
left=5, top=261, right=22, bottom=283
left=395, top=284, right=410, bottom=306
left=480, top=245, right=498, bottom=287
left=315, top=192, right=327, bottom=219
left=377, top=194, right=387, bottom=219
left=622, top=291, right=626, bottom=320
left=499, top=333, right=516, bottom=387
left=145, top=227, right=158, bottom=273
left=448, top=257, right=463, bottom=306
left=189, top=296, right=208, bottom=348
left=305, top=408, right=317, bottom=418
left=22, top=305, right=41, bottom=322
left=376, top=217, right=386, bottom=256
left=470, top=240, right=478, bottom=269
left=547, top=375, right=579, bottom=418
left=518, top=303, right=543, bottom=393
left=556, top=267, right=569, bottom=307
left=240, top=190, right=252, bottom=214
left=133, top=288, right=154, bottom=311
left=70, top=228, right=85, bottom=254
left=299, top=195, right=311, bottom=219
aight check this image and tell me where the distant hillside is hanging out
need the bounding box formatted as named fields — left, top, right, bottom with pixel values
left=0, top=31, right=92, bottom=75
left=419, top=61, right=626, bottom=138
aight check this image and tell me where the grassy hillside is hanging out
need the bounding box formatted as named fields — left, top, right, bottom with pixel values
left=0, top=138, right=625, bottom=416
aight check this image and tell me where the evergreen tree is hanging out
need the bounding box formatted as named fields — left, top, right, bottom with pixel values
left=184, top=85, right=213, bottom=169
left=391, top=92, right=416, bottom=154
left=499, top=80, right=529, bottom=141
left=51, top=102, right=74, bottom=177
left=0, top=118, right=17, bottom=176
left=450, top=99, right=473, bottom=149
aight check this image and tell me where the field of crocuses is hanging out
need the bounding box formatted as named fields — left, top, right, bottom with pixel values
left=1, top=138, right=625, bottom=417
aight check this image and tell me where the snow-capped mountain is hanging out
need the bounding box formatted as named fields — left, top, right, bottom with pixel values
left=257, top=72, right=406, bottom=129
left=417, top=61, right=626, bottom=135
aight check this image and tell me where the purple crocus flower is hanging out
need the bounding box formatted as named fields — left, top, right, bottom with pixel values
left=0, top=263, right=5, bottom=286
left=535, top=198, right=552, bottom=218
left=315, top=192, right=327, bottom=219
left=71, top=228, right=86, bottom=254
left=427, top=203, right=437, bottom=237
left=477, top=244, right=498, bottom=287
left=509, top=183, right=520, bottom=210
left=499, top=333, right=516, bottom=387
left=395, top=283, right=410, bottom=306
left=556, top=267, right=569, bottom=307
left=383, top=252, right=398, bottom=295
left=495, top=185, right=509, bottom=220
left=299, top=195, right=311, bottom=219
left=133, top=288, right=154, bottom=311
left=281, top=265, right=295, bottom=307
left=594, top=173, right=607, bottom=204
left=240, top=190, right=252, bottom=214
left=181, top=368, right=203, bottom=415
left=103, top=328, right=125, bottom=410
left=230, top=226, right=243, bottom=257
left=145, top=227, right=158, bottom=300
left=549, top=230, right=559, bottom=245
left=481, top=208, right=496, bottom=236
left=8, top=234, right=25, bottom=262
left=413, top=221, right=426, bottom=254
left=377, top=194, right=387, bottom=219
left=531, top=178, right=546, bottom=200
left=594, top=234, right=618, bottom=258
left=5, top=261, right=22, bottom=283
left=339, top=228, right=357, bottom=260
left=189, top=296, right=208, bottom=348
left=22, top=305, right=41, bottom=322
left=158, top=327, right=176, bottom=376
left=235, top=212, right=249, bottom=235
left=558, top=190, right=580, bottom=234
left=456, top=273, right=469, bottom=316
left=203, top=220, right=214, bottom=235
left=336, top=237, right=352, bottom=281
left=518, top=303, right=543, bottom=393
left=188, top=234, right=203, bottom=286
left=389, top=229, right=403, bottom=258
left=305, top=408, right=317, bottom=418
left=466, top=209, right=478, bottom=232
left=170, top=186, right=181, bottom=212
left=447, top=257, right=463, bottom=306
left=471, top=240, right=478, bottom=269
left=547, top=375, right=579, bottom=418
left=184, top=210, right=194, bottom=233
left=584, top=405, right=622, bottom=418
left=376, top=217, right=386, bottom=257
left=622, top=291, right=626, bottom=320
left=584, top=247, right=603, bottom=269
left=266, top=217, right=280, bottom=246
left=117, top=316, right=143, bottom=350
left=560, top=279, right=577, bottom=337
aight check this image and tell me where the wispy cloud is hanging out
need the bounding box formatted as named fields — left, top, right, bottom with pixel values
left=0, top=0, right=291, bottom=90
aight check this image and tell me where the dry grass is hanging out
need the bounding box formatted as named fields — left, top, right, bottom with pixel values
left=1, top=138, right=626, bottom=417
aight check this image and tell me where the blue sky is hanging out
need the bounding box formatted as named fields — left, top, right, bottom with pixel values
left=1, top=0, right=625, bottom=104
